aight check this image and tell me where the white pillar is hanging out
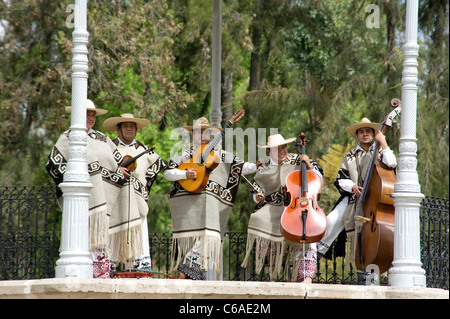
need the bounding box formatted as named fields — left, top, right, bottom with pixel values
left=389, top=0, right=426, bottom=287
left=210, top=0, right=222, bottom=127
left=207, top=0, right=223, bottom=280
left=55, top=0, right=93, bottom=278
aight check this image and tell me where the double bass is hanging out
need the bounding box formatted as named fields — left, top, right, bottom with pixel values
left=280, top=133, right=327, bottom=244
left=355, top=98, right=401, bottom=274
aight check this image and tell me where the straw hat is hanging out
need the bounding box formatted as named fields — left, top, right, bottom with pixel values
left=257, top=134, right=296, bottom=149
left=182, top=117, right=222, bottom=132
left=65, top=99, right=108, bottom=116
left=345, top=117, right=380, bottom=137
left=103, top=113, right=150, bottom=131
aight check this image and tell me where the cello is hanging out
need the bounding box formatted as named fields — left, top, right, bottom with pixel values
left=280, top=133, right=327, bottom=244
left=355, top=98, right=401, bottom=274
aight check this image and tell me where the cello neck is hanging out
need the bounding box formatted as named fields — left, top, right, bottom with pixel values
left=299, top=133, right=309, bottom=194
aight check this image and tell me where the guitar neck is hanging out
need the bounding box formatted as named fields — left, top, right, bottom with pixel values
left=202, top=121, right=232, bottom=158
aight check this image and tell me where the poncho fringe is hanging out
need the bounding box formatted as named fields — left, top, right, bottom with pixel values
left=171, top=230, right=222, bottom=274
left=89, top=209, right=110, bottom=255
left=109, top=226, right=143, bottom=263
left=241, top=232, right=305, bottom=281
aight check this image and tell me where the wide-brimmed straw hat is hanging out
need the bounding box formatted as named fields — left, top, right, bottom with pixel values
left=257, top=134, right=296, bottom=149
left=103, top=113, right=150, bottom=131
left=182, top=117, right=222, bottom=132
left=65, top=99, right=108, bottom=116
left=345, top=117, right=380, bottom=137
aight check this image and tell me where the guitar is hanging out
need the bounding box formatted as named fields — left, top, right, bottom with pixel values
left=120, top=146, right=156, bottom=172
left=177, top=109, right=245, bottom=193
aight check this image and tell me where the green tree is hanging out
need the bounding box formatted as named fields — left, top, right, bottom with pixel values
left=416, top=0, right=449, bottom=196
left=0, top=0, right=448, bottom=237
left=0, top=0, right=70, bottom=185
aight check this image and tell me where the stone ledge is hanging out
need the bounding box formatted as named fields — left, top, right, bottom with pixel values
left=0, top=278, right=448, bottom=299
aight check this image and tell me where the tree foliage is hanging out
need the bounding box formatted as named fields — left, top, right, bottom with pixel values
left=0, top=0, right=448, bottom=233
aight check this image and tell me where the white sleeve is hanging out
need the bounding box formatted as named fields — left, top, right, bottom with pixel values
left=338, top=179, right=356, bottom=193
left=242, top=162, right=257, bottom=175
left=163, top=168, right=187, bottom=181
left=381, top=147, right=397, bottom=168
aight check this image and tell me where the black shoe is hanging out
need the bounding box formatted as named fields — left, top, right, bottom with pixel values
left=357, top=271, right=369, bottom=285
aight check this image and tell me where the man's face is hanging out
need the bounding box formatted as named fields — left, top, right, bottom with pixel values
left=193, top=129, right=212, bottom=145
left=269, top=144, right=288, bottom=164
left=86, top=110, right=97, bottom=131
left=117, top=122, right=137, bottom=144
left=356, top=127, right=374, bottom=145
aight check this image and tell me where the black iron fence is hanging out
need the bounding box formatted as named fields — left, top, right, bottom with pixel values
left=420, top=196, right=449, bottom=289
left=1, top=186, right=448, bottom=290
left=0, top=186, right=60, bottom=280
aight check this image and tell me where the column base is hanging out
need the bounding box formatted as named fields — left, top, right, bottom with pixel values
left=55, top=181, right=93, bottom=279
left=55, top=251, right=93, bottom=278
left=55, top=265, right=93, bottom=279
left=389, top=261, right=426, bottom=287
left=389, top=192, right=426, bottom=287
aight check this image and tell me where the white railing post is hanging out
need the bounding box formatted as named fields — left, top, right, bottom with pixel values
left=55, top=0, right=93, bottom=278
left=389, top=0, right=426, bottom=287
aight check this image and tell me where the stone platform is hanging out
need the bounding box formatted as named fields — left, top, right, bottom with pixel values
left=0, top=278, right=447, bottom=299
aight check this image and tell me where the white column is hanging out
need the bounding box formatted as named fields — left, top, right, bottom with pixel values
left=55, top=0, right=93, bottom=278
left=207, top=0, right=223, bottom=280
left=389, top=0, right=426, bottom=287
left=210, top=0, right=222, bottom=127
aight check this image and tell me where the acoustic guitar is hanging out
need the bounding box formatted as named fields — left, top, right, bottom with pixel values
left=178, top=109, right=245, bottom=193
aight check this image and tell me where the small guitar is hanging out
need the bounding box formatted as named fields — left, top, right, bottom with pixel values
left=120, top=146, right=156, bottom=172
left=178, top=109, right=245, bottom=193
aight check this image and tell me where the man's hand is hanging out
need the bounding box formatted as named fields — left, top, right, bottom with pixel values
left=186, top=168, right=197, bottom=180
left=255, top=193, right=264, bottom=203
left=352, top=185, right=363, bottom=197
left=119, top=166, right=131, bottom=179
left=374, top=130, right=388, bottom=149
left=299, top=154, right=313, bottom=170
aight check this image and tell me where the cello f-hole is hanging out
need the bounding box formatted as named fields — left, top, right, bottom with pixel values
left=290, top=197, right=299, bottom=209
